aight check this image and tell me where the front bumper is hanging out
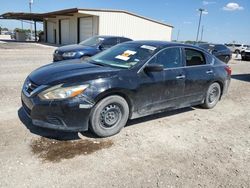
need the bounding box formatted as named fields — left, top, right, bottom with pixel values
left=53, top=53, right=64, bottom=62
left=21, top=91, right=94, bottom=132
left=53, top=53, right=81, bottom=62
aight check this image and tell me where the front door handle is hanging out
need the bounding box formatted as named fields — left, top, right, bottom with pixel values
left=176, top=75, right=186, bottom=79
left=206, top=70, right=213, bottom=74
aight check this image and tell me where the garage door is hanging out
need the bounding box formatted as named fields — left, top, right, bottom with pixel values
left=60, top=19, right=70, bottom=45
left=79, top=17, right=93, bottom=42
left=47, top=21, right=56, bottom=44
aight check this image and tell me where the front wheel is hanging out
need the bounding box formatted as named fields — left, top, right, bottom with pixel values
left=201, top=83, right=221, bottom=109
left=80, top=55, right=90, bottom=61
left=90, top=95, right=129, bottom=137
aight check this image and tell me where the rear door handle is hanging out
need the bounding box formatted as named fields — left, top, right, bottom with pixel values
left=176, top=75, right=186, bottom=79
left=206, top=70, right=213, bottom=74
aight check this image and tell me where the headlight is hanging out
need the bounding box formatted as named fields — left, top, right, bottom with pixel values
left=38, top=84, right=89, bottom=100
left=62, top=52, right=77, bottom=57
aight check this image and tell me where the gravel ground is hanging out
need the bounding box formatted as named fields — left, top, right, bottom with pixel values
left=0, top=42, right=249, bottom=188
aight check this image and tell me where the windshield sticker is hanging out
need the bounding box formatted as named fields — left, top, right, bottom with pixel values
left=115, top=55, right=130, bottom=61
left=115, top=50, right=137, bottom=61
left=140, top=45, right=157, bottom=51
left=98, top=38, right=105, bottom=41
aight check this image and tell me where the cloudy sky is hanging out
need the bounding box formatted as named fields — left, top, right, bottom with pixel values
left=0, top=0, right=249, bottom=44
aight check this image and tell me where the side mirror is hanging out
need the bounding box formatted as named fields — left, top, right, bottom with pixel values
left=144, top=64, right=164, bottom=72
left=98, top=44, right=104, bottom=50
left=211, top=49, right=218, bottom=54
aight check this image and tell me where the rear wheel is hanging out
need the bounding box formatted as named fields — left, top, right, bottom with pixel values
left=90, top=95, right=129, bottom=137
left=224, top=56, right=230, bottom=64
left=202, top=83, right=221, bottom=109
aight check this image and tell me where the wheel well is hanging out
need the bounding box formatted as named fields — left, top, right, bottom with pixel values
left=95, top=92, right=133, bottom=118
left=213, top=81, right=224, bottom=99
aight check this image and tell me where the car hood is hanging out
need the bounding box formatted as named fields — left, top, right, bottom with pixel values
left=28, top=60, right=119, bottom=86
left=56, top=44, right=96, bottom=53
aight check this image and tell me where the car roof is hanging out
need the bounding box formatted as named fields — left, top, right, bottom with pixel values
left=97, top=35, right=131, bottom=39
left=198, top=43, right=226, bottom=46
left=124, top=40, right=201, bottom=50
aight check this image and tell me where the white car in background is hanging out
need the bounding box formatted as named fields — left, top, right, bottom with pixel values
left=225, top=43, right=249, bottom=54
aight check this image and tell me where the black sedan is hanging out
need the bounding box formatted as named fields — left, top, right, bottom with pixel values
left=22, top=41, right=231, bottom=137
left=53, top=35, right=132, bottom=62
left=241, top=47, right=250, bottom=61
left=198, top=43, right=232, bottom=63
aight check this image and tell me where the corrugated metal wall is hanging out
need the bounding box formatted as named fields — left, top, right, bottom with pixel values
left=45, top=10, right=173, bottom=45
left=79, top=10, right=172, bottom=41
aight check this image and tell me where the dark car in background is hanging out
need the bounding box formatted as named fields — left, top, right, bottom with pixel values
left=241, top=47, right=250, bottom=61
left=22, top=41, right=231, bottom=137
left=198, top=43, right=232, bottom=63
left=53, top=35, right=132, bottom=62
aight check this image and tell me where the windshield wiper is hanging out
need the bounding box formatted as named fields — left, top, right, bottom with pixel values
left=89, top=61, right=106, bottom=67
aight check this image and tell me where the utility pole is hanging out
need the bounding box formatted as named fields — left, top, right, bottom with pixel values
left=196, top=8, right=207, bottom=43
left=176, top=29, right=180, bottom=41
left=200, top=25, right=204, bottom=42
left=29, top=0, right=33, bottom=40
left=21, top=20, right=24, bottom=30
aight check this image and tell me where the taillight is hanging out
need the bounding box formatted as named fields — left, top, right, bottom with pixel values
left=225, top=66, right=232, bottom=75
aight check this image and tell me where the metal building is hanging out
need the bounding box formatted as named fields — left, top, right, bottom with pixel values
left=1, top=8, right=173, bottom=45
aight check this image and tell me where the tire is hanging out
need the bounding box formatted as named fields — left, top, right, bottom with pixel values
left=90, top=95, right=129, bottom=137
left=235, top=49, right=240, bottom=54
left=241, top=53, right=246, bottom=61
left=80, top=55, right=90, bottom=61
left=201, top=83, right=221, bottom=109
left=224, top=56, right=230, bottom=64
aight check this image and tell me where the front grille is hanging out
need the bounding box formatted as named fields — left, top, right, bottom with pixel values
left=46, top=116, right=64, bottom=126
left=53, top=54, right=63, bottom=61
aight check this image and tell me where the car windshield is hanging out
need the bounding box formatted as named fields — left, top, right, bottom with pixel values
left=90, top=43, right=158, bottom=69
left=79, top=36, right=105, bottom=46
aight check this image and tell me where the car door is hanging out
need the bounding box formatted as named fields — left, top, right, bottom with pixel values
left=136, top=47, right=185, bottom=115
left=183, top=48, right=214, bottom=104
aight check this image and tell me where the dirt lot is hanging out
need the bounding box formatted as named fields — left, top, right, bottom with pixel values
left=0, top=42, right=249, bottom=188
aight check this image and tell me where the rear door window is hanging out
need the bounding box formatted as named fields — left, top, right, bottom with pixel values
left=149, top=47, right=182, bottom=68
left=185, top=48, right=206, bottom=66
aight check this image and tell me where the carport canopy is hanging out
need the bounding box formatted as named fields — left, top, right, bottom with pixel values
left=0, top=12, right=44, bottom=22
left=0, top=8, right=79, bottom=21
left=0, top=8, right=79, bottom=41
